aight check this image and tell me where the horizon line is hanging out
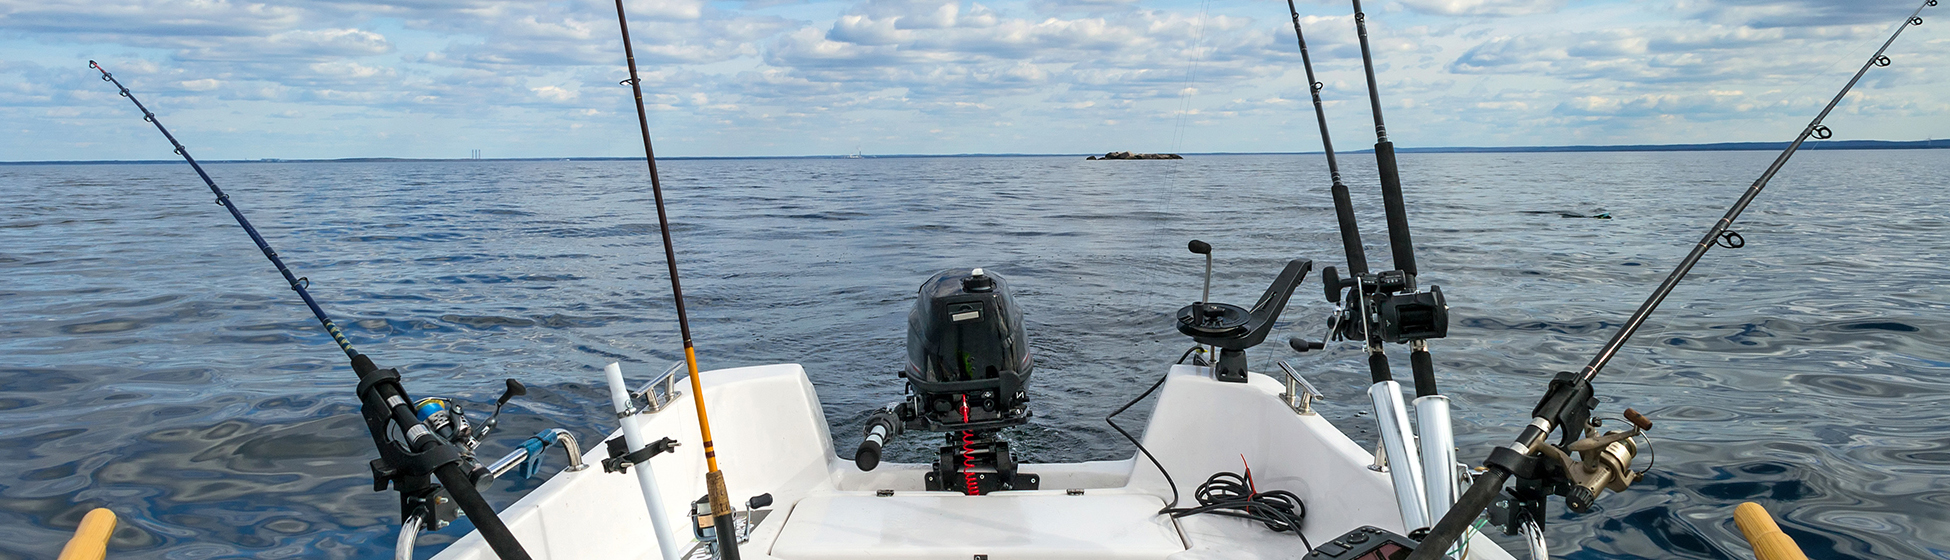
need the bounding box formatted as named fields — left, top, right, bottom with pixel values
left=8, top=138, right=1944, bottom=165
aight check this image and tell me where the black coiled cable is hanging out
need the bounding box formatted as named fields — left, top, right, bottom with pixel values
left=1166, top=471, right=1312, bottom=550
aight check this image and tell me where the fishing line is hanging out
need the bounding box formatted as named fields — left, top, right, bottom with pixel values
left=1170, top=0, right=1215, bottom=154
left=1753, top=19, right=1894, bottom=133
left=608, top=1, right=744, bottom=557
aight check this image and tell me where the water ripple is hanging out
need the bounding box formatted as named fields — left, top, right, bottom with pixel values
left=1, top=152, right=1945, bottom=558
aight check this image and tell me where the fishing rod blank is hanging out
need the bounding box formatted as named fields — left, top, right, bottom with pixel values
left=1406, top=1, right=1938, bottom=557
left=88, top=61, right=533, bottom=560
left=1575, top=0, right=1935, bottom=386
left=607, top=3, right=744, bottom=559
left=1285, top=0, right=1369, bottom=277
left=89, top=61, right=355, bottom=361
left=1348, top=0, right=1417, bottom=279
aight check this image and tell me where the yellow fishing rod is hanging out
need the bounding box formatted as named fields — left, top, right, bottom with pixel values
left=607, top=1, right=742, bottom=558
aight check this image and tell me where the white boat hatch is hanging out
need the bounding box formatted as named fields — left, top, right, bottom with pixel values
left=771, top=492, right=1186, bottom=559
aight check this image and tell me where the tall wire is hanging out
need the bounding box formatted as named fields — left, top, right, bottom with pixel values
left=1170, top=0, right=1215, bottom=154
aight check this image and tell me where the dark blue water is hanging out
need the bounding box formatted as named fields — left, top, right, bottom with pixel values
left=2, top=152, right=1945, bottom=559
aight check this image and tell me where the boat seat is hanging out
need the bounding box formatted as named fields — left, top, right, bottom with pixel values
left=769, top=491, right=1187, bottom=559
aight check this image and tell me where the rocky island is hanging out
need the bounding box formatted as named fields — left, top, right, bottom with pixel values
left=1087, top=151, right=1182, bottom=160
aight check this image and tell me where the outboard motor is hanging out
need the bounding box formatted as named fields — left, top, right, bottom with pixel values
left=855, top=268, right=1040, bottom=495
left=907, top=268, right=1033, bottom=430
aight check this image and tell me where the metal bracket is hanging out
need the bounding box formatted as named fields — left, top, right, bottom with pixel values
left=633, top=361, right=687, bottom=414
left=1276, top=361, right=1325, bottom=415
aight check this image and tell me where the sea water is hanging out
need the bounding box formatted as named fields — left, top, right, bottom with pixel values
left=2, top=151, right=1946, bottom=558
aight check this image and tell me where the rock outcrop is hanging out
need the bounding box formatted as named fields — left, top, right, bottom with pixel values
left=1087, top=151, right=1183, bottom=160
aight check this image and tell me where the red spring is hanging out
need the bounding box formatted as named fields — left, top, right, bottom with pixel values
left=959, top=396, right=979, bottom=495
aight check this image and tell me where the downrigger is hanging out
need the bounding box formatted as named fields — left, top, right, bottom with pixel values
left=855, top=268, right=1039, bottom=495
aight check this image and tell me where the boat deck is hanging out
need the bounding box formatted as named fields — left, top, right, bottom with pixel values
left=432, top=363, right=1511, bottom=560
left=773, top=491, right=1183, bottom=559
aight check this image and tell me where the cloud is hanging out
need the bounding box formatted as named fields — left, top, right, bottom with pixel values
left=435, top=6, right=792, bottom=67
left=175, top=28, right=395, bottom=61
left=5, top=0, right=1945, bottom=160
left=1396, top=0, right=1563, bottom=17
left=0, top=0, right=303, bottom=37
left=1447, top=26, right=1831, bottom=83
left=1676, top=0, right=1926, bottom=28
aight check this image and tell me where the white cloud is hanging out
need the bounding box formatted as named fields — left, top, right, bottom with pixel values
left=1396, top=0, right=1562, bottom=17
left=2, top=0, right=1944, bottom=160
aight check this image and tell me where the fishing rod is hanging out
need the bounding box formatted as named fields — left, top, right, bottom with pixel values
left=1349, top=0, right=1415, bottom=279
left=1285, top=0, right=1369, bottom=278
left=1341, top=0, right=1460, bottom=526
left=1281, top=0, right=1436, bottom=532
left=1406, top=2, right=1938, bottom=558
left=608, top=2, right=743, bottom=558
left=87, top=61, right=533, bottom=560
left=1346, top=0, right=1445, bottom=401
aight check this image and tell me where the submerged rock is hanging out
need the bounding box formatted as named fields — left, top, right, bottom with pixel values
left=1088, top=151, right=1182, bottom=160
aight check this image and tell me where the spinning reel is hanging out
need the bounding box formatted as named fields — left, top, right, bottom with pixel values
left=1484, top=373, right=1655, bottom=536
left=371, top=377, right=543, bottom=538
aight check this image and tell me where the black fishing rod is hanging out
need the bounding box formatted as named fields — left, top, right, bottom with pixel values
left=88, top=61, right=533, bottom=560
left=1285, top=0, right=1369, bottom=277
left=1283, top=0, right=1460, bottom=532
left=1349, top=0, right=1416, bottom=280
left=1407, top=2, right=1937, bottom=557
left=1345, top=0, right=1444, bottom=402
left=608, top=2, right=744, bottom=558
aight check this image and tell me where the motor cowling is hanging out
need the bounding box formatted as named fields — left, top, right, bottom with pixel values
left=904, top=268, right=1032, bottom=430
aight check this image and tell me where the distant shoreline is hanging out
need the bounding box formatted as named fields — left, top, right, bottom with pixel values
left=6, top=139, right=1944, bottom=165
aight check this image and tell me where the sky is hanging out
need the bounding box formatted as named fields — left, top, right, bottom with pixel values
left=2, top=0, right=1945, bottom=160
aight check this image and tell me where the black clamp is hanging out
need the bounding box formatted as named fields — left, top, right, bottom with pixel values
left=1530, top=372, right=1597, bottom=447
left=352, top=354, right=471, bottom=531
left=603, top=436, right=680, bottom=474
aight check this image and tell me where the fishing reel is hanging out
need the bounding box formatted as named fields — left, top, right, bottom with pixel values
left=1484, top=372, right=1655, bottom=536
left=1318, top=267, right=1448, bottom=345
left=371, top=377, right=530, bottom=534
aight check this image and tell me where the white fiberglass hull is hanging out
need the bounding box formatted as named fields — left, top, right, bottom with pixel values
left=433, top=364, right=1510, bottom=559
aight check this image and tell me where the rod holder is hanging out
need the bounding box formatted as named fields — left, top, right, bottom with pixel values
left=1370, top=380, right=1430, bottom=530
left=1414, top=395, right=1457, bottom=524
left=606, top=362, right=684, bottom=560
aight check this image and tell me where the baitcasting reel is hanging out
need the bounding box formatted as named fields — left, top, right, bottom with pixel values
left=856, top=268, right=1039, bottom=495
left=1320, top=267, right=1448, bottom=345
